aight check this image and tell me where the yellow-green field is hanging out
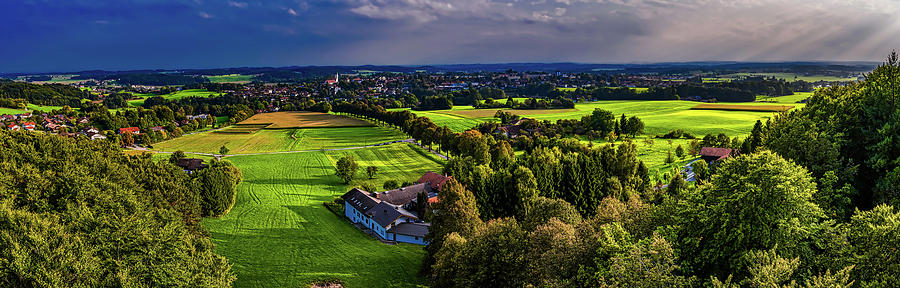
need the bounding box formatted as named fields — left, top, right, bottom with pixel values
left=722, top=73, right=860, bottom=82
left=691, top=103, right=794, bottom=112
left=205, top=74, right=254, bottom=83
left=127, top=89, right=222, bottom=107
left=153, top=126, right=407, bottom=154
left=238, top=111, right=374, bottom=129
left=408, top=100, right=786, bottom=136
left=0, top=103, right=72, bottom=115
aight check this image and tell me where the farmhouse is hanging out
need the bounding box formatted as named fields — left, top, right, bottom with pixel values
left=176, top=158, right=208, bottom=172
left=341, top=172, right=449, bottom=245
left=700, top=147, right=739, bottom=163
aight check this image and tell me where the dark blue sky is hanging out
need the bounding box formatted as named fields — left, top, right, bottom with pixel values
left=2, top=0, right=898, bottom=73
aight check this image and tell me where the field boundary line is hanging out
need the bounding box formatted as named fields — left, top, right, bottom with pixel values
left=132, top=139, right=419, bottom=157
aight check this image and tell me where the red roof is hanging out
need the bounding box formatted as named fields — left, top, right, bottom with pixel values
left=700, top=147, right=735, bottom=161
left=417, top=171, right=451, bottom=191
left=22, top=122, right=35, bottom=126
left=119, top=127, right=140, bottom=134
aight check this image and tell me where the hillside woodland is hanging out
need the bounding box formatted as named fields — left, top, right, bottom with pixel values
left=0, top=132, right=241, bottom=287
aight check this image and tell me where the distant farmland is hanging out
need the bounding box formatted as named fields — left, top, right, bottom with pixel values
left=691, top=103, right=794, bottom=112
left=237, top=111, right=375, bottom=129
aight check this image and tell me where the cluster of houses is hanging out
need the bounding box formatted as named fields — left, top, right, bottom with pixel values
left=341, top=172, right=451, bottom=245
left=496, top=117, right=538, bottom=138
left=2, top=112, right=97, bottom=135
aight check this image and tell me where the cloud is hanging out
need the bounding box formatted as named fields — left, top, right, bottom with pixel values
left=198, top=11, right=213, bottom=19
left=288, top=8, right=297, bottom=16
left=227, top=1, right=248, bottom=8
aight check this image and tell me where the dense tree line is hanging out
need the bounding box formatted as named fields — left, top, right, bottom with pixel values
left=417, top=54, right=900, bottom=288
left=0, top=81, right=88, bottom=107
left=105, top=73, right=210, bottom=86
left=474, top=96, right=575, bottom=109
left=0, top=131, right=240, bottom=286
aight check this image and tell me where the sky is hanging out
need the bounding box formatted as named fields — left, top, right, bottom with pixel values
left=2, top=0, right=900, bottom=73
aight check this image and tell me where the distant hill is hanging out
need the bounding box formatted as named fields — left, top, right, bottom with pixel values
left=0, top=61, right=879, bottom=82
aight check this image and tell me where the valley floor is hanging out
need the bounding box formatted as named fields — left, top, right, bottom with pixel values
left=204, top=143, right=443, bottom=287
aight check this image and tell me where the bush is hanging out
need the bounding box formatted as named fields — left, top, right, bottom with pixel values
left=361, top=182, right=377, bottom=192
left=383, top=179, right=400, bottom=190
left=196, top=161, right=243, bottom=217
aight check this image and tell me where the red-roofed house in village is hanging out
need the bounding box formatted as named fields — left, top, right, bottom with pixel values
left=118, top=127, right=140, bottom=135
left=7, top=124, right=20, bottom=131
left=22, top=122, right=36, bottom=131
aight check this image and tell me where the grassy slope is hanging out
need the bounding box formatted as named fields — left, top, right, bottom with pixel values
left=206, top=74, right=254, bottom=83
left=0, top=104, right=71, bottom=115
left=722, top=73, right=859, bottom=82
left=153, top=127, right=408, bottom=154
left=409, top=100, right=780, bottom=135
left=127, top=89, right=222, bottom=107
left=204, top=143, right=442, bottom=287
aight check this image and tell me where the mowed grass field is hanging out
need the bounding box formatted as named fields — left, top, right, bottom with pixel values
left=204, top=143, right=442, bottom=287
left=409, top=100, right=783, bottom=136
left=205, top=74, right=254, bottom=83
left=721, top=73, right=860, bottom=82
left=238, top=111, right=374, bottom=129
left=691, top=103, right=794, bottom=112
left=153, top=126, right=407, bottom=154
left=0, top=103, right=71, bottom=115
left=128, top=89, right=222, bottom=107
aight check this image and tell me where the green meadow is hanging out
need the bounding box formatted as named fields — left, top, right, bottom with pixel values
left=722, top=72, right=859, bottom=82
left=127, top=89, right=222, bottom=107
left=0, top=103, right=71, bottom=115
left=408, top=100, right=785, bottom=136
left=206, top=74, right=254, bottom=83
left=204, top=143, right=442, bottom=287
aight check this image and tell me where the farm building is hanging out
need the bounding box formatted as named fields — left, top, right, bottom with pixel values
left=700, top=147, right=740, bottom=163
left=341, top=172, right=448, bottom=245
left=176, top=158, right=208, bottom=172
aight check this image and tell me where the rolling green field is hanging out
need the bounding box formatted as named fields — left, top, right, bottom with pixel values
left=127, top=89, right=222, bottom=107
left=204, top=143, right=442, bottom=287
left=153, top=126, right=408, bottom=154
left=722, top=73, right=859, bottom=82
left=408, top=100, right=782, bottom=136
left=206, top=74, right=254, bottom=83
left=0, top=103, right=71, bottom=115
left=756, top=92, right=813, bottom=103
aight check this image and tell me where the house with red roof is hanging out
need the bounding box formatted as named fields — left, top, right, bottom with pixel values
left=22, top=122, right=36, bottom=131
left=700, top=147, right=740, bottom=163
left=416, top=171, right=452, bottom=192
left=118, top=127, right=140, bottom=135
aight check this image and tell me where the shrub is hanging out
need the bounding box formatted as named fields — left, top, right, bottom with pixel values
left=383, top=179, right=400, bottom=190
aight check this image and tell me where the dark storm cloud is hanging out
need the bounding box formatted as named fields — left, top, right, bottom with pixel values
left=0, top=0, right=898, bottom=72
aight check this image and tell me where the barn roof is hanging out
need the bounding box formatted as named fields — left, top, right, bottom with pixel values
left=377, top=182, right=430, bottom=206
left=417, top=171, right=451, bottom=191
left=341, top=188, right=379, bottom=213
left=388, top=222, right=430, bottom=238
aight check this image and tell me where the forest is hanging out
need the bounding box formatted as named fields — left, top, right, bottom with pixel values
left=0, top=132, right=242, bottom=286
left=401, top=56, right=900, bottom=287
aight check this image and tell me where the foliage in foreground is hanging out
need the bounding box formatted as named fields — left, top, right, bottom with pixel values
left=0, top=131, right=236, bottom=286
